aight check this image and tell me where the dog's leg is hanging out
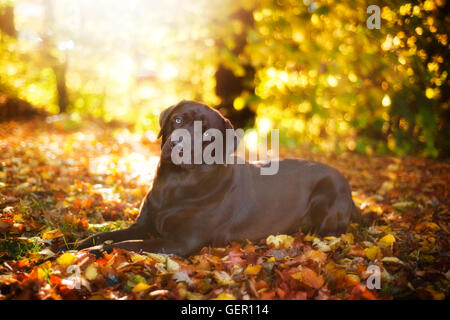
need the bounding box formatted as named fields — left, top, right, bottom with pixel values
left=69, top=224, right=149, bottom=250
left=95, top=238, right=201, bottom=257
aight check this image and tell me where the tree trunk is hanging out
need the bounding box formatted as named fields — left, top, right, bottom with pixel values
left=43, top=0, right=69, bottom=113
left=0, top=4, right=16, bottom=37
left=53, top=60, right=68, bottom=113
left=214, top=8, right=256, bottom=129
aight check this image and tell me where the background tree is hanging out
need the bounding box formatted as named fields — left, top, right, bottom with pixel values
left=0, top=0, right=16, bottom=37
left=214, top=7, right=256, bottom=129
left=41, top=0, right=68, bottom=113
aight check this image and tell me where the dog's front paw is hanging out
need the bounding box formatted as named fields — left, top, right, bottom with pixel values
left=85, top=245, right=107, bottom=258
left=75, top=235, right=104, bottom=250
left=55, top=243, right=71, bottom=253
left=55, top=240, right=83, bottom=253
left=85, top=243, right=115, bottom=257
left=55, top=236, right=102, bottom=253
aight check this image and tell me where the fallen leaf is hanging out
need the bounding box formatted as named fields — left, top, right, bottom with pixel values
left=57, top=253, right=77, bottom=268
left=382, top=257, right=405, bottom=265
left=37, top=248, right=55, bottom=258
left=393, top=201, right=416, bottom=211
left=425, top=287, right=445, bottom=300
left=213, top=271, right=235, bottom=285
left=173, top=271, right=194, bottom=285
left=415, top=222, right=440, bottom=232
left=341, top=233, right=354, bottom=244
left=167, top=258, right=180, bottom=272
left=379, top=181, right=394, bottom=194
left=132, top=282, right=151, bottom=292
left=245, top=264, right=262, bottom=276
left=211, top=292, right=236, bottom=300
left=309, top=250, right=327, bottom=264
left=292, top=267, right=325, bottom=289
left=144, top=252, right=166, bottom=263
left=130, top=253, right=146, bottom=263
left=149, top=289, right=168, bottom=297
left=266, top=235, right=294, bottom=249
left=378, top=234, right=395, bottom=247
left=312, top=238, right=331, bottom=252
left=85, top=263, right=98, bottom=280
left=42, top=229, right=64, bottom=240
left=364, top=246, right=381, bottom=260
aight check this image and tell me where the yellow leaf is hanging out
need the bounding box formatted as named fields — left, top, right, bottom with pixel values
left=179, top=287, right=204, bottom=300
left=364, top=246, right=381, bottom=260
left=378, top=234, right=396, bottom=247
left=13, top=214, right=23, bottom=222
left=211, top=292, right=236, bottom=300
left=267, top=257, right=275, bottom=263
left=132, top=282, right=151, bottom=292
left=326, top=237, right=341, bottom=249
left=291, top=272, right=302, bottom=280
left=266, top=234, right=294, bottom=249
left=415, top=222, right=440, bottom=231
left=341, top=233, right=354, bottom=244
left=304, top=234, right=318, bottom=242
left=42, top=229, right=64, bottom=240
left=245, top=264, right=262, bottom=275
left=41, top=171, right=51, bottom=179
left=37, top=267, right=48, bottom=281
left=186, top=292, right=204, bottom=300
left=382, top=257, right=405, bottom=265
left=144, top=252, right=166, bottom=263
left=213, top=271, right=235, bottom=285
left=379, top=181, right=394, bottom=194
left=57, top=253, right=77, bottom=268
left=167, top=258, right=180, bottom=272
left=130, top=253, right=146, bottom=263
left=85, top=263, right=98, bottom=280
left=178, top=287, right=188, bottom=298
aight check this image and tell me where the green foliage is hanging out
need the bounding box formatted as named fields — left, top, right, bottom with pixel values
left=245, top=0, right=448, bottom=157
left=0, top=237, right=42, bottom=260
left=0, top=32, right=59, bottom=113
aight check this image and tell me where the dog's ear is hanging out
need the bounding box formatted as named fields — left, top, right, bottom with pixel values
left=157, top=104, right=178, bottom=139
left=224, top=118, right=233, bottom=131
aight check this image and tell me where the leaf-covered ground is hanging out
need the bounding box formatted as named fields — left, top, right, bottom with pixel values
left=0, top=117, right=448, bottom=300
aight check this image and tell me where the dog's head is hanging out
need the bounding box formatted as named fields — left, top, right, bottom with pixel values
left=158, top=100, right=238, bottom=168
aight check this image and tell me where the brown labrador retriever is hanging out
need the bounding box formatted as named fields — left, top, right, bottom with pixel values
left=73, top=100, right=360, bottom=256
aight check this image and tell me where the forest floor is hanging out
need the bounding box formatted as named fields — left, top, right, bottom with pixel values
left=0, top=117, right=448, bottom=300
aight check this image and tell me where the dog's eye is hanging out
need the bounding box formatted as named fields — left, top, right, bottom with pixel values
left=174, top=117, right=182, bottom=124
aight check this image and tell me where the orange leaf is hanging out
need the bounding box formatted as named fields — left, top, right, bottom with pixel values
left=276, top=288, right=286, bottom=299
left=309, top=250, right=327, bottom=264
left=294, top=267, right=325, bottom=289
left=259, top=291, right=276, bottom=300
left=50, top=275, right=62, bottom=285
